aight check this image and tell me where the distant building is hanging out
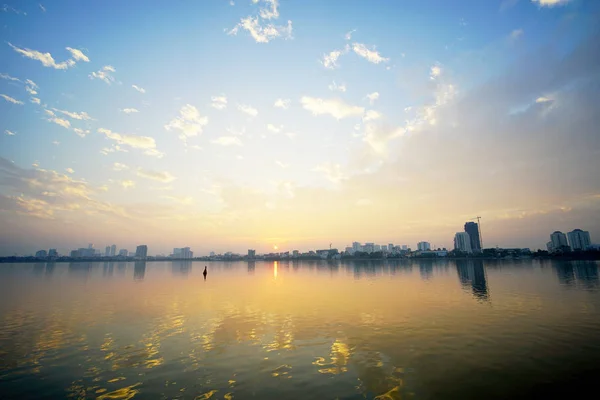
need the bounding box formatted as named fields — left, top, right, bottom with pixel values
left=352, top=242, right=362, bottom=253
left=105, top=246, right=111, bottom=257
left=388, top=244, right=394, bottom=252
left=48, top=249, right=58, bottom=257
left=35, top=250, right=47, bottom=258
left=78, top=247, right=95, bottom=258
left=118, top=249, right=128, bottom=256
left=454, top=232, right=472, bottom=253
left=550, top=231, right=569, bottom=251
left=210, top=251, right=215, bottom=257
left=402, top=245, right=408, bottom=251
left=546, top=241, right=554, bottom=252
left=248, top=249, right=256, bottom=259
left=70, top=250, right=79, bottom=258
left=364, top=243, right=374, bottom=253
left=567, top=229, right=591, bottom=251
left=110, top=244, right=117, bottom=257
left=292, top=250, right=299, bottom=257
left=417, top=241, right=431, bottom=251
left=374, top=244, right=381, bottom=251
left=128, top=252, right=135, bottom=257
left=135, top=245, right=148, bottom=259
left=464, top=222, right=481, bottom=252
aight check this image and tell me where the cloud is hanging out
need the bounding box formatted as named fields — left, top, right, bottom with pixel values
left=8, top=43, right=81, bottom=69
left=1, top=5, right=26, bottom=15
left=65, top=168, right=74, bottom=174
left=300, top=97, right=365, bottom=119
left=30, top=97, right=41, bottom=104
left=211, top=95, right=228, bottom=110
left=65, top=47, right=90, bottom=63
left=267, top=123, right=283, bottom=133
left=430, top=65, right=442, bottom=80
left=366, top=92, right=379, bottom=105
left=0, top=72, right=20, bottom=82
left=120, top=180, right=135, bottom=189
left=164, top=104, right=208, bottom=142
left=345, top=29, right=356, bottom=41
left=48, top=117, right=71, bottom=129
left=256, top=0, right=279, bottom=20
left=275, top=160, right=289, bottom=168
left=320, top=49, right=344, bottom=69
left=211, top=136, right=243, bottom=146
left=274, top=98, right=290, bottom=109
left=510, top=29, right=524, bottom=40
left=228, top=16, right=292, bottom=43
left=97, top=128, right=159, bottom=154
left=352, top=43, right=389, bottom=64
left=5, top=130, right=16, bottom=136
left=312, top=162, right=347, bottom=184
left=89, top=65, right=116, bottom=84
left=51, top=108, right=93, bottom=120
left=73, top=128, right=90, bottom=137
left=237, top=103, right=258, bottom=117
left=328, top=81, right=347, bottom=92
left=132, top=84, right=146, bottom=94
left=113, top=162, right=129, bottom=171
left=363, top=110, right=382, bottom=122
left=1, top=94, right=23, bottom=105
left=39, top=4, right=46, bottom=12
left=121, top=108, right=139, bottom=114
left=532, top=0, right=571, bottom=7
left=136, top=168, right=176, bottom=183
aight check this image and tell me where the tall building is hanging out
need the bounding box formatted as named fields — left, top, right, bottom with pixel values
left=364, top=243, right=374, bottom=253
left=464, top=222, right=481, bottom=252
left=35, top=250, right=47, bottom=258
left=402, top=245, right=408, bottom=251
left=105, top=246, right=111, bottom=257
left=248, top=249, right=256, bottom=259
left=70, top=250, right=79, bottom=258
left=135, top=245, right=148, bottom=259
left=417, top=241, right=431, bottom=251
left=48, top=249, right=58, bottom=257
left=550, top=231, right=569, bottom=251
left=110, top=244, right=117, bottom=257
left=454, top=232, right=472, bottom=253
left=118, top=249, right=128, bottom=256
left=567, top=229, right=591, bottom=251
left=388, top=243, right=394, bottom=252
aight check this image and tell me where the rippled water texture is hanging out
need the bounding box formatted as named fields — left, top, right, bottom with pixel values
left=1, top=259, right=599, bottom=399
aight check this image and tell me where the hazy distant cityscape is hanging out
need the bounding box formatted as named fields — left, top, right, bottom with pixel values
left=5, top=221, right=597, bottom=262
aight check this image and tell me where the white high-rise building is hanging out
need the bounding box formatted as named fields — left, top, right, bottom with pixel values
left=550, top=231, right=569, bottom=250
left=105, top=246, right=110, bottom=257
left=388, top=244, right=394, bottom=252
left=110, top=244, right=117, bottom=257
left=352, top=242, right=362, bottom=253
left=417, top=242, right=431, bottom=251
left=567, top=229, right=591, bottom=251
left=454, top=232, right=472, bottom=253
left=364, top=243, right=374, bottom=253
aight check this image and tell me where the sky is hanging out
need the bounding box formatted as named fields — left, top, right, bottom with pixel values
left=1, top=0, right=599, bottom=256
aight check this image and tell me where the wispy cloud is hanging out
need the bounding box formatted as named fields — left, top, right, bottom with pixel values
left=267, top=123, right=283, bottom=133
left=8, top=43, right=86, bottom=69
left=352, top=43, right=389, bottom=64
left=164, top=104, right=209, bottom=142
left=39, top=4, right=46, bottom=12
left=366, top=92, right=379, bottom=105
left=430, top=65, right=442, bottom=80
left=65, top=168, right=75, bottom=174
left=345, top=29, right=356, bottom=41
left=132, top=84, right=146, bottom=94
left=228, top=16, right=292, bottom=43
left=320, top=48, right=344, bottom=69
left=0, top=72, right=20, bottom=82
left=275, top=160, right=289, bottom=168
left=89, top=65, right=116, bottom=84
left=25, top=79, right=38, bottom=95
left=363, top=110, right=382, bottom=122
left=30, top=97, right=41, bottom=104
left=211, top=136, right=243, bottom=146
left=211, top=95, right=228, bottom=110
left=312, top=162, right=347, bottom=184
left=113, top=162, right=129, bottom=171
left=120, top=180, right=135, bottom=189
left=121, top=108, right=139, bottom=114
left=1, top=5, right=26, bottom=15
left=97, top=128, right=160, bottom=156
left=48, top=117, right=71, bottom=129
left=237, top=104, right=258, bottom=117
left=510, top=29, right=524, bottom=40
left=73, top=128, right=90, bottom=138
left=1, top=94, right=23, bottom=105
left=300, top=97, right=364, bottom=120
left=328, top=81, right=347, bottom=92
left=51, top=108, right=94, bottom=120
left=136, top=168, right=176, bottom=183
left=274, top=98, right=290, bottom=109
left=532, top=0, right=572, bottom=7
left=5, top=129, right=16, bottom=136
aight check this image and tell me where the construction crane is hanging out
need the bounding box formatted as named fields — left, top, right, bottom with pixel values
left=469, top=216, right=483, bottom=249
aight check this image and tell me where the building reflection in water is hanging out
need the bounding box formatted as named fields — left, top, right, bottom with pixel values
left=171, top=260, right=191, bottom=277
left=248, top=261, right=255, bottom=274
left=103, top=261, right=114, bottom=277
left=573, top=261, right=599, bottom=289
left=134, top=261, right=146, bottom=281
left=33, top=262, right=46, bottom=275
left=419, top=262, right=434, bottom=281
left=456, top=259, right=489, bottom=301
left=45, top=262, right=55, bottom=276
left=554, top=262, right=575, bottom=286
left=68, top=262, right=92, bottom=279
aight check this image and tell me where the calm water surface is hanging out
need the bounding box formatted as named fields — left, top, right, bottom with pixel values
left=1, top=259, right=599, bottom=399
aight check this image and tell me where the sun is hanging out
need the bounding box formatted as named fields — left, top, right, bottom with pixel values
left=273, top=245, right=279, bottom=250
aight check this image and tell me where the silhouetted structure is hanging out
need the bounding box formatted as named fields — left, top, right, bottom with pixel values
left=134, top=261, right=146, bottom=280
left=568, top=229, right=592, bottom=251
left=135, top=245, right=148, bottom=260
left=203, top=266, right=207, bottom=279
left=456, top=260, right=489, bottom=301
left=464, top=222, right=481, bottom=253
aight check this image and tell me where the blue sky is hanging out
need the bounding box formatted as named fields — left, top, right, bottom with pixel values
left=1, top=0, right=599, bottom=256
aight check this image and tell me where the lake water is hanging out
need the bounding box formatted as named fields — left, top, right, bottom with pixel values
left=0, top=259, right=599, bottom=400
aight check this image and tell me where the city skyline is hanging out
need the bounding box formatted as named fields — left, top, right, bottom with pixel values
left=2, top=0, right=600, bottom=256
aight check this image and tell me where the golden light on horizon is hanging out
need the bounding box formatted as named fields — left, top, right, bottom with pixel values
left=273, top=245, right=279, bottom=250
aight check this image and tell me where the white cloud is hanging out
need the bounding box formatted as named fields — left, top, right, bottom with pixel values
left=5, top=129, right=16, bottom=136
left=345, top=29, right=356, bottom=41
left=312, top=162, right=347, bottom=184
left=73, top=128, right=90, bottom=138
left=49, top=117, right=71, bottom=129
left=132, top=84, right=146, bottom=94
left=52, top=140, right=59, bottom=145
left=430, top=65, right=442, bottom=80
left=228, top=16, right=292, bottom=43
left=39, top=4, right=46, bottom=12
left=510, top=29, right=524, bottom=40
left=257, top=0, right=279, bottom=20
left=211, top=136, right=243, bottom=146
left=121, top=108, right=139, bottom=114
left=120, top=180, right=135, bottom=189
left=1, top=94, right=23, bottom=105
left=237, top=103, right=258, bottom=117
left=89, top=65, right=116, bottom=84
left=363, top=110, right=382, bottom=122
left=25, top=79, right=38, bottom=95
left=300, top=96, right=364, bottom=120
left=274, top=98, right=290, bottom=109
left=321, top=49, right=343, bottom=69
left=532, top=0, right=572, bottom=7
left=97, top=128, right=159, bottom=153
left=536, top=96, right=553, bottom=103
left=143, top=148, right=165, bottom=158
left=366, top=92, right=379, bottom=105
left=211, top=95, right=228, bottom=110
left=1, top=4, right=26, bottom=15
left=8, top=43, right=81, bottom=69
left=51, top=108, right=93, bottom=120
left=65, top=47, right=90, bottom=63
left=0, top=72, right=20, bottom=82
left=113, top=162, right=129, bottom=171
left=267, top=123, right=283, bottom=133
left=136, top=168, right=176, bottom=183
left=164, top=104, right=209, bottom=142
left=65, top=168, right=74, bottom=174
left=352, top=43, right=389, bottom=64
left=30, top=97, right=41, bottom=104
left=275, top=160, right=289, bottom=168
left=328, top=81, right=347, bottom=92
